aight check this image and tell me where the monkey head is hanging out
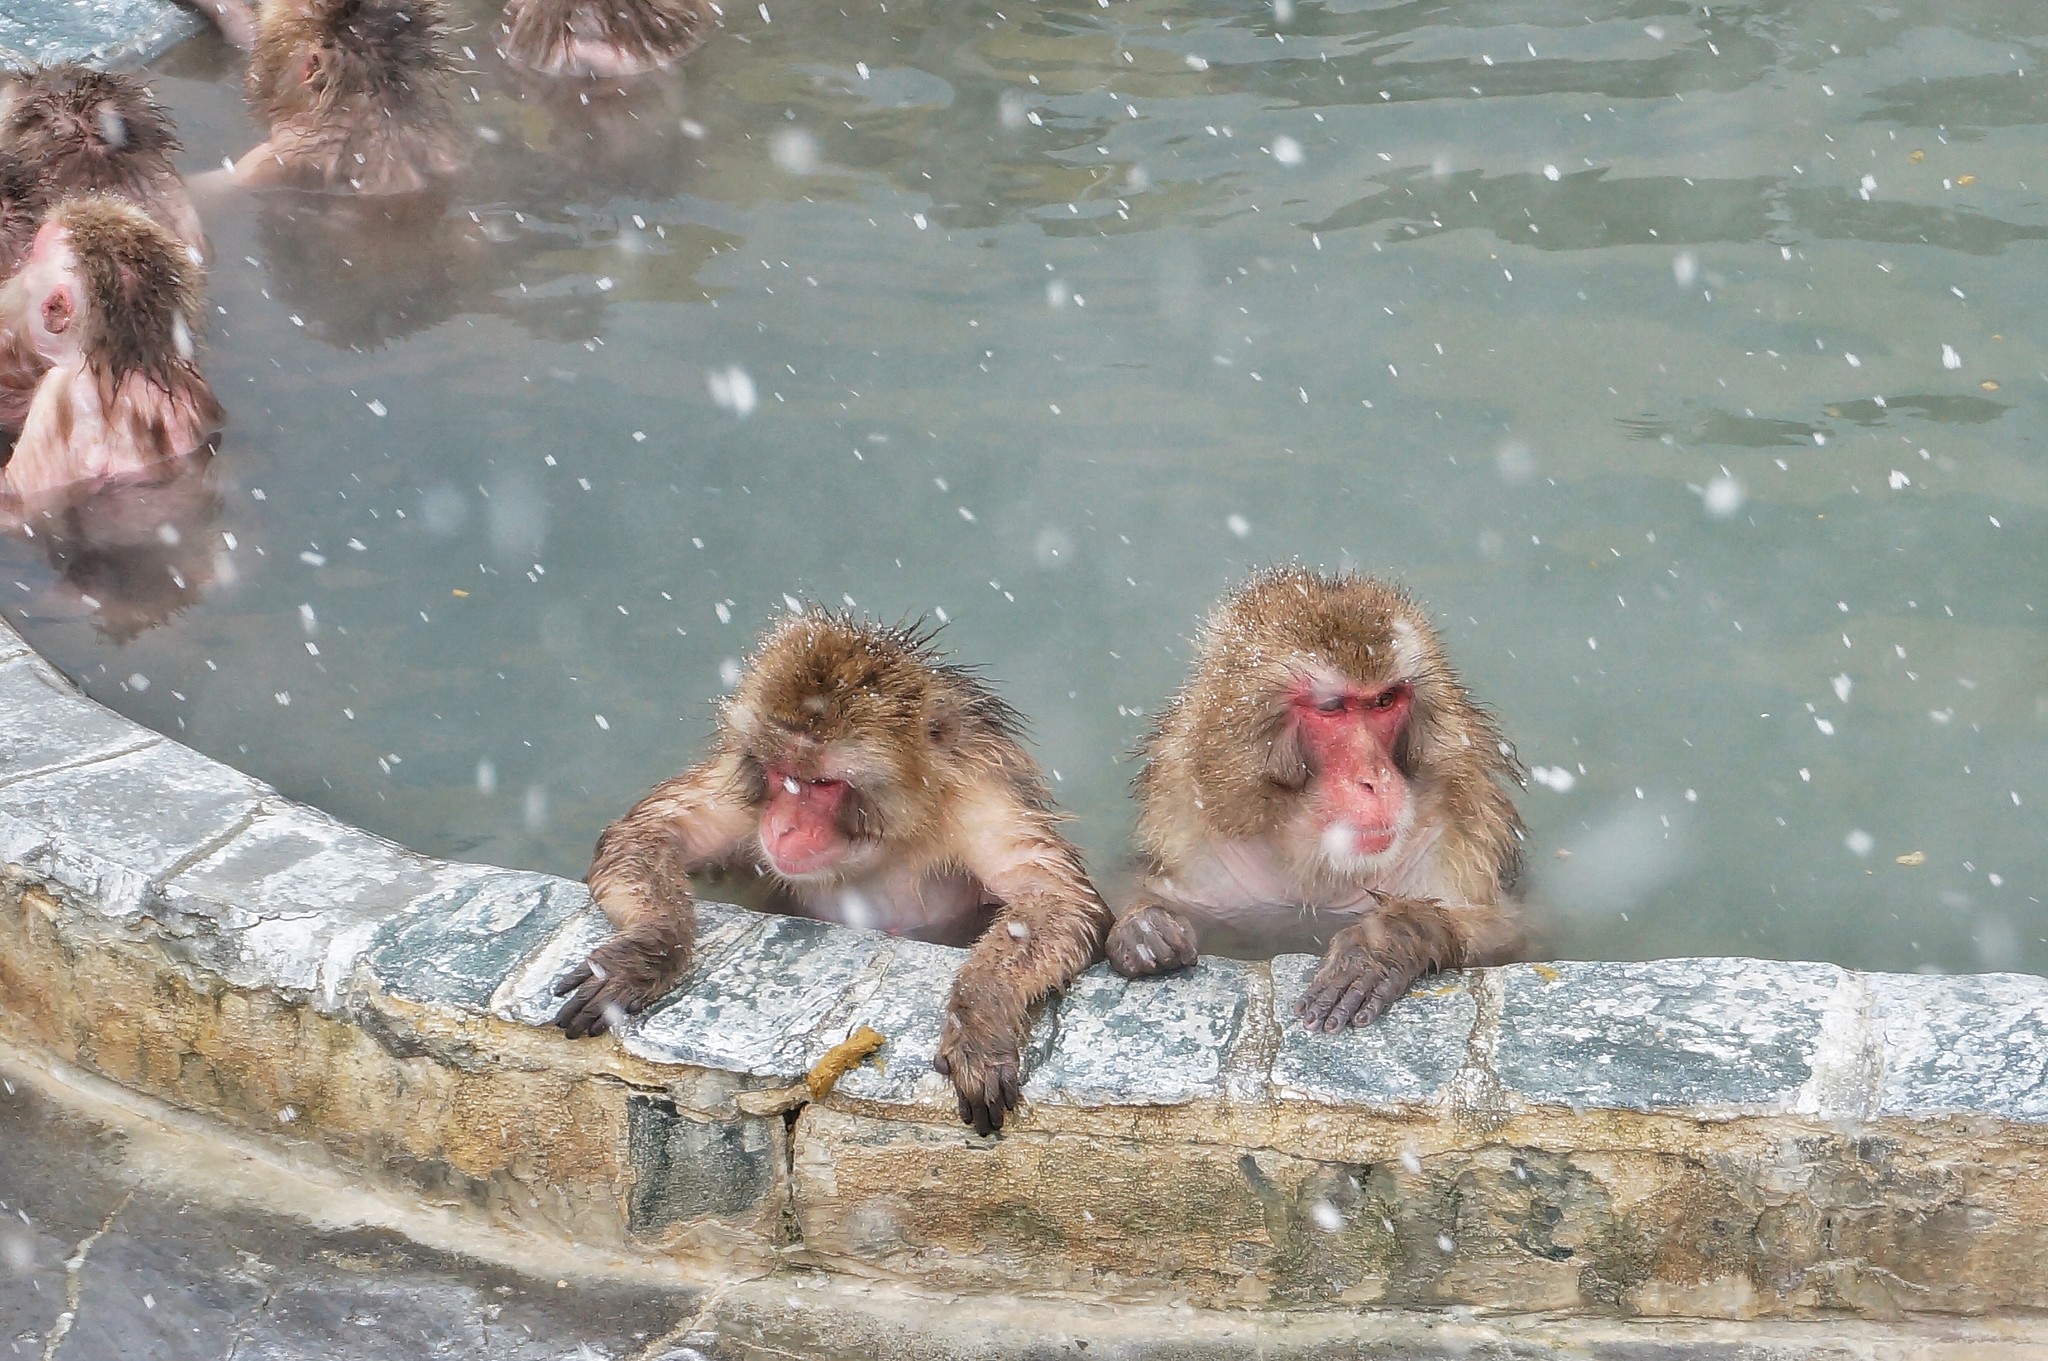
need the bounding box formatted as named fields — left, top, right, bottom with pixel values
left=498, top=0, right=713, bottom=79
left=0, top=66, right=181, bottom=203
left=722, top=613, right=997, bottom=882
left=246, top=0, right=463, bottom=195
left=4, top=196, right=202, bottom=394
left=1146, top=569, right=1476, bottom=881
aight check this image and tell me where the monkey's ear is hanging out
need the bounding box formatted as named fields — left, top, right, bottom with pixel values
left=41, top=284, right=74, bottom=336
left=1261, top=717, right=1313, bottom=792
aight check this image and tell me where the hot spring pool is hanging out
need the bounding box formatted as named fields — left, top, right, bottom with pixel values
left=3, top=0, right=2043, bottom=975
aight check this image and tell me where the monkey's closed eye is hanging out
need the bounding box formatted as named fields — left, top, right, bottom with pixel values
left=1316, top=696, right=1346, bottom=714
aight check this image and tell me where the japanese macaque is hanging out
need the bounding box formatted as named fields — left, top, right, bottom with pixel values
left=499, top=0, right=715, bottom=78
left=179, top=0, right=261, bottom=49
left=0, top=66, right=206, bottom=260
left=0, top=198, right=224, bottom=502
left=0, top=151, right=41, bottom=279
left=557, top=613, right=1111, bottom=1135
left=1110, top=570, right=1527, bottom=1031
left=230, top=0, right=464, bottom=195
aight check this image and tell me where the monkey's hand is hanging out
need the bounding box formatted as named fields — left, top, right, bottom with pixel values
left=552, top=924, right=688, bottom=1039
left=1295, top=906, right=1453, bottom=1033
left=932, top=992, right=1025, bottom=1137
left=1105, top=903, right=1200, bottom=978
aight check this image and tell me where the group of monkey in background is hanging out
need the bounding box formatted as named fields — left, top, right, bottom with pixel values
left=560, top=569, right=1530, bottom=1136
left=0, top=0, right=719, bottom=625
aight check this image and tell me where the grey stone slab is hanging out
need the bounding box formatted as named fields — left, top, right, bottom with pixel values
left=0, top=655, right=157, bottom=783
left=0, top=739, right=263, bottom=915
left=626, top=913, right=889, bottom=1079
left=626, top=1094, right=778, bottom=1231
left=366, top=869, right=582, bottom=1013
left=827, top=934, right=968, bottom=1105
left=492, top=895, right=760, bottom=1028
left=159, top=802, right=465, bottom=998
left=1873, top=972, right=2048, bottom=1120
left=1495, top=958, right=1845, bottom=1113
left=1270, top=955, right=1477, bottom=1106
left=0, top=0, right=202, bottom=70
left=1027, top=958, right=1253, bottom=1107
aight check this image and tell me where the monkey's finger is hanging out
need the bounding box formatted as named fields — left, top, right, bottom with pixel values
left=1294, top=971, right=1344, bottom=1028
left=1321, top=973, right=1376, bottom=1033
left=1354, top=971, right=1417, bottom=1029
left=556, top=982, right=611, bottom=1039
left=553, top=962, right=594, bottom=998
left=997, top=1065, right=1022, bottom=1115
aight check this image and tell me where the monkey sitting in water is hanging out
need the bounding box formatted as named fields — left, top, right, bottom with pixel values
left=0, top=197, right=224, bottom=503
left=556, top=612, right=1112, bottom=1135
left=499, top=0, right=717, bottom=78
left=1112, top=569, right=1528, bottom=1031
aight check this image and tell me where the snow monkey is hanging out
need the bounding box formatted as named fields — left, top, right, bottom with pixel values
left=0, top=65, right=206, bottom=260
left=556, top=612, right=1113, bottom=1135
left=1111, top=569, right=1527, bottom=1031
left=228, top=0, right=464, bottom=195
left=0, top=197, right=223, bottom=502
left=0, top=151, right=42, bottom=279
left=499, top=0, right=716, bottom=78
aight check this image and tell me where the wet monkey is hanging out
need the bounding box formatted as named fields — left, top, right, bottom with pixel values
left=0, top=151, right=41, bottom=279
left=229, top=0, right=464, bottom=195
left=0, top=197, right=224, bottom=501
left=499, top=0, right=716, bottom=78
left=0, top=66, right=206, bottom=259
left=557, top=612, right=1111, bottom=1135
left=1111, top=569, right=1527, bottom=1030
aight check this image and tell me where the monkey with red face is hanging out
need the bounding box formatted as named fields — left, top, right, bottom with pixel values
left=0, top=197, right=223, bottom=504
left=557, top=612, right=1112, bottom=1135
left=1111, top=569, right=1526, bottom=1031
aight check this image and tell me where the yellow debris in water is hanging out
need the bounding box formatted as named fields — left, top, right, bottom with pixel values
left=452, top=589, right=470, bottom=598
left=1896, top=851, right=1927, bottom=866
left=1957, top=174, right=1977, bottom=186
left=807, top=1026, right=887, bottom=1100
left=1909, top=149, right=1925, bottom=162
left=1981, top=380, right=2000, bottom=392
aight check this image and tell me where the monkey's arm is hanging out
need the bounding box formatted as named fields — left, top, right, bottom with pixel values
left=933, top=788, right=1111, bottom=1135
left=178, top=0, right=258, bottom=47
left=554, top=757, right=755, bottom=1038
left=1294, top=894, right=1522, bottom=1032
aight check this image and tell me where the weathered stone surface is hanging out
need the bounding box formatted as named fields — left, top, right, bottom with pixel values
left=1271, top=956, right=1476, bottom=1107
left=1873, top=972, right=2048, bottom=1120
left=0, top=0, right=201, bottom=69
left=628, top=913, right=887, bottom=1079
left=1495, top=959, right=1844, bottom=1112
left=367, top=869, right=579, bottom=1012
left=0, top=656, right=155, bottom=781
left=826, top=935, right=964, bottom=1106
left=626, top=1095, right=780, bottom=1232
left=490, top=896, right=759, bottom=1028
left=1027, top=959, right=1253, bottom=1107
left=0, top=740, right=263, bottom=916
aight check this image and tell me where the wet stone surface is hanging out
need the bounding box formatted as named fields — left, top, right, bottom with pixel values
left=367, top=870, right=581, bottom=1013
left=1494, top=959, right=1843, bottom=1112
left=0, top=0, right=200, bottom=70
left=490, top=895, right=761, bottom=1029
left=626, top=1094, right=780, bottom=1232
left=0, top=740, right=265, bottom=917
left=1270, top=956, right=1477, bottom=1106
left=628, top=913, right=888, bottom=1079
left=828, top=935, right=966, bottom=1105
left=0, top=655, right=156, bottom=783
left=1872, top=971, right=2048, bottom=1120
left=1027, top=959, right=1253, bottom=1106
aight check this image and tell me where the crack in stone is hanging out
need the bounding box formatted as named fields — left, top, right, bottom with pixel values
left=0, top=735, right=163, bottom=792
left=1218, top=961, right=1281, bottom=1103
left=39, top=1187, right=132, bottom=1361
left=1446, top=968, right=1509, bottom=1133
left=155, top=803, right=267, bottom=887
left=629, top=1278, right=731, bottom=1361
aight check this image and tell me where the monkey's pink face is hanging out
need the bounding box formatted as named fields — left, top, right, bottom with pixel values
left=758, top=766, right=865, bottom=880
left=1292, top=678, right=1415, bottom=869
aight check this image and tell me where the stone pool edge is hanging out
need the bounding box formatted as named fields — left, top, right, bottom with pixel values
left=3, top=609, right=2048, bottom=1325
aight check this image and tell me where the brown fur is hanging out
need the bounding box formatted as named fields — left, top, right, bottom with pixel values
left=0, top=149, right=43, bottom=278
left=245, top=0, right=462, bottom=194
left=499, top=0, right=714, bottom=75
left=55, top=197, right=211, bottom=421
left=0, top=66, right=181, bottom=204
left=1116, top=568, right=1527, bottom=1030
left=561, top=611, right=1109, bottom=1134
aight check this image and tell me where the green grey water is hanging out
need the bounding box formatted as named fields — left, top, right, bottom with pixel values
left=2, top=0, right=2043, bottom=974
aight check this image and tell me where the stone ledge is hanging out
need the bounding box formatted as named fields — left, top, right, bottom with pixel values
left=2, top=604, right=2048, bottom=1326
